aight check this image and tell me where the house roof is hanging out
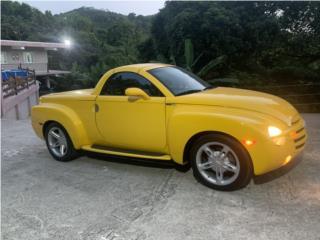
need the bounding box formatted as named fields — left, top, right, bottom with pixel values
left=36, top=70, right=70, bottom=76
left=0, top=40, right=68, bottom=49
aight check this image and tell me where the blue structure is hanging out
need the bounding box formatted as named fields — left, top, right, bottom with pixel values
left=1, top=69, right=29, bottom=81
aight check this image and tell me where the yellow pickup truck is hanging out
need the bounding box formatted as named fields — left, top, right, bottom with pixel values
left=31, top=63, right=306, bottom=190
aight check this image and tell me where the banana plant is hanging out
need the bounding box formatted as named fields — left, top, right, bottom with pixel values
left=184, top=38, right=227, bottom=78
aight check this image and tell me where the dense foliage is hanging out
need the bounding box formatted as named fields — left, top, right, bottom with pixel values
left=142, top=1, right=320, bottom=85
left=1, top=1, right=152, bottom=88
left=2, top=1, right=320, bottom=92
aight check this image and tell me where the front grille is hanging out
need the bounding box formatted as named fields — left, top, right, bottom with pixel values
left=290, top=115, right=306, bottom=150
left=296, top=127, right=304, bottom=134
left=294, top=134, right=306, bottom=143
left=295, top=142, right=305, bottom=150
left=291, top=119, right=300, bottom=125
left=291, top=114, right=300, bottom=126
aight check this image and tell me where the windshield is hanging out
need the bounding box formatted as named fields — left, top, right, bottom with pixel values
left=148, top=66, right=212, bottom=96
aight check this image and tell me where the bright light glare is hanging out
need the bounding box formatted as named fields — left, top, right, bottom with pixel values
left=64, top=39, right=71, bottom=47
left=272, top=136, right=286, bottom=145
left=268, top=126, right=282, bottom=137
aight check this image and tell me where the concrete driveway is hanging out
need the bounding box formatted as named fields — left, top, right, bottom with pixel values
left=2, top=114, right=320, bottom=240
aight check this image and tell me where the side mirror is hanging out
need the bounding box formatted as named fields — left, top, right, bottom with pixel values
left=125, top=88, right=150, bottom=100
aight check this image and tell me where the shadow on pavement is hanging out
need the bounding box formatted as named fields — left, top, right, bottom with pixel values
left=83, top=151, right=191, bottom=173
left=83, top=151, right=305, bottom=185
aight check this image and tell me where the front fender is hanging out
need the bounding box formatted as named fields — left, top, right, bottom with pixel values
left=31, top=103, right=89, bottom=149
left=167, top=105, right=285, bottom=174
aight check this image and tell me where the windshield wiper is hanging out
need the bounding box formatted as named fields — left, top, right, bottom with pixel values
left=176, top=89, right=202, bottom=96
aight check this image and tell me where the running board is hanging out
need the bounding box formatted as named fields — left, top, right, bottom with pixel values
left=81, top=145, right=171, bottom=160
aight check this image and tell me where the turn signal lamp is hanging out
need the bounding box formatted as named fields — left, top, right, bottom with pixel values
left=242, top=139, right=256, bottom=146
left=290, top=131, right=297, bottom=139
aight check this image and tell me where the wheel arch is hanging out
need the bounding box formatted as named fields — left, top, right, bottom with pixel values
left=182, top=131, right=253, bottom=166
left=43, top=120, right=56, bottom=136
left=32, top=103, right=90, bottom=149
left=167, top=106, right=267, bottom=167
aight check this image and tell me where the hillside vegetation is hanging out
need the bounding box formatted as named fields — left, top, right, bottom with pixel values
left=1, top=1, right=320, bottom=111
left=2, top=1, right=152, bottom=88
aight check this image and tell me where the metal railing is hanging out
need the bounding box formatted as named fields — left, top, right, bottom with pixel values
left=2, top=68, right=36, bottom=99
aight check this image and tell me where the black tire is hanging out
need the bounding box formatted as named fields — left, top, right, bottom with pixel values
left=44, top=122, right=80, bottom=162
left=190, top=133, right=253, bottom=191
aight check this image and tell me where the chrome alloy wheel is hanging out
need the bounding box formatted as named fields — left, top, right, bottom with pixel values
left=47, top=127, right=68, bottom=157
left=195, top=142, right=240, bottom=186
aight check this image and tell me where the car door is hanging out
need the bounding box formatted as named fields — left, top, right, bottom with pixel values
left=95, top=72, right=167, bottom=153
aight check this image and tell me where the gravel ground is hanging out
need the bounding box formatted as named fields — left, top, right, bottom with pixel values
left=1, top=114, right=320, bottom=240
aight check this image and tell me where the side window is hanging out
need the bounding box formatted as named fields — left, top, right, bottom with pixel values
left=100, top=72, right=163, bottom=97
left=23, top=52, right=33, bottom=63
left=1, top=52, right=7, bottom=64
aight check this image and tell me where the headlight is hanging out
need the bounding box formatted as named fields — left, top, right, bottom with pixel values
left=268, top=126, right=282, bottom=137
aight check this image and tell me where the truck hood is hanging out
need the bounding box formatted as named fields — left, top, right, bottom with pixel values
left=171, top=87, right=298, bottom=126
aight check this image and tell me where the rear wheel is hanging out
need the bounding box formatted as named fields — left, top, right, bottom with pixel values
left=190, top=133, right=253, bottom=191
left=44, top=122, right=80, bottom=162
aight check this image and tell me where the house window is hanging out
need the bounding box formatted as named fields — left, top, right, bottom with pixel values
left=23, top=52, right=33, bottom=63
left=12, top=54, right=19, bottom=61
left=1, top=51, right=7, bottom=64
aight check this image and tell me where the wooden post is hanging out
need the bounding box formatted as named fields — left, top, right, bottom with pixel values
left=1, top=79, right=3, bottom=118
left=14, top=77, right=18, bottom=95
left=15, top=104, right=20, bottom=120
left=27, top=95, right=31, bottom=117
left=46, top=76, right=51, bottom=89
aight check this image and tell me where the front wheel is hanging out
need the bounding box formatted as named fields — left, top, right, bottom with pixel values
left=44, top=122, right=80, bottom=162
left=190, top=133, right=253, bottom=191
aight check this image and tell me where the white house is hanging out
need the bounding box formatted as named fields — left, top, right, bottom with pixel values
left=1, top=40, right=70, bottom=119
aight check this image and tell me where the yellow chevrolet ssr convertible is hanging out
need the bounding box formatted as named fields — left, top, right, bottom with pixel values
left=31, top=63, right=307, bottom=190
